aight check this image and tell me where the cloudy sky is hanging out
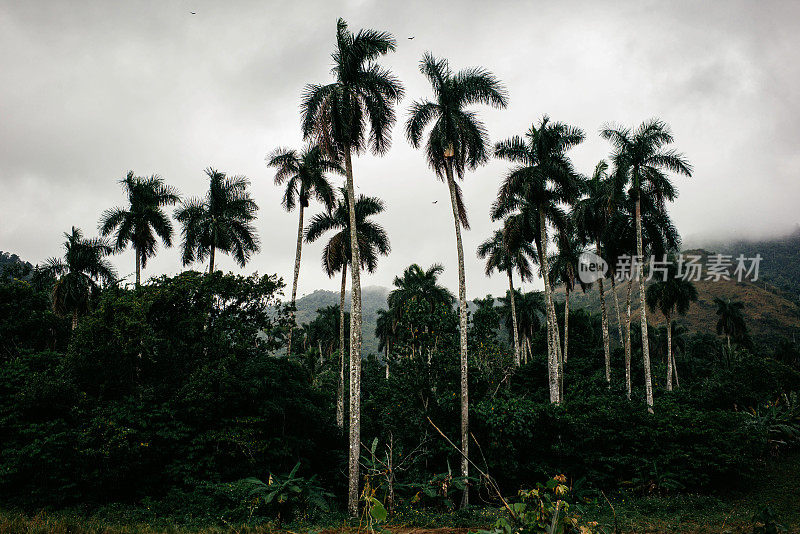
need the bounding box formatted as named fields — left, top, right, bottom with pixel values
left=1, top=0, right=798, bottom=299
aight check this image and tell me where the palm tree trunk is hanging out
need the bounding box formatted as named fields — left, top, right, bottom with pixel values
left=385, top=343, right=389, bottom=379
left=666, top=314, right=673, bottom=391
left=286, top=205, right=304, bottom=359
left=635, top=197, right=654, bottom=413
left=598, top=277, right=611, bottom=387
left=135, top=246, right=141, bottom=287
left=343, top=147, right=363, bottom=518
left=611, top=277, right=624, bottom=348
left=625, top=277, right=633, bottom=400
left=444, top=160, right=469, bottom=508
left=539, top=211, right=559, bottom=405
left=672, top=351, right=680, bottom=388
left=508, top=272, right=520, bottom=367
left=564, top=287, right=570, bottom=363
left=71, top=309, right=78, bottom=331
left=336, top=264, right=347, bottom=429
left=597, top=241, right=610, bottom=386
left=208, top=246, right=215, bottom=274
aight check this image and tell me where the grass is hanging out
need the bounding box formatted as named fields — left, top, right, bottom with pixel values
left=2, top=454, right=799, bottom=534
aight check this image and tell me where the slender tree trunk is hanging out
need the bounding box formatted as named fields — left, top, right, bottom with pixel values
left=135, top=246, right=141, bottom=287
left=564, top=287, right=570, bottom=363
left=539, top=211, right=559, bottom=405
left=672, top=350, right=680, bottom=388
left=286, top=205, right=305, bottom=359
left=625, top=277, right=633, bottom=400
left=666, top=313, right=673, bottom=391
left=598, top=277, right=611, bottom=387
left=611, top=277, right=624, bottom=348
left=444, top=160, right=469, bottom=508
left=385, top=343, right=389, bottom=379
left=635, top=197, right=654, bottom=413
left=508, top=272, right=520, bottom=367
left=597, top=241, right=610, bottom=386
left=344, top=148, right=363, bottom=518
left=336, top=264, right=347, bottom=429
left=71, top=309, right=78, bottom=331
left=208, top=246, right=215, bottom=274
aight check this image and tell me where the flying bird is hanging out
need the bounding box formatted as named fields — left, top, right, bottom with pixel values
left=432, top=200, right=438, bottom=204
left=408, top=36, right=414, bottom=40
left=190, top=11, right=196, bottom=14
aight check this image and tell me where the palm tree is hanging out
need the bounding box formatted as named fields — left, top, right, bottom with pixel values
left=406, top=53, right=507, bottom=505
left=573, top=160, right=615, bottom=384
left=99, top=172, right=180, bottom=287
left=301, top=20, right=402, bottom=514
left=42, top=227, right=116, bottom=330
left=388, top=263, right=455, bottom=319
left=305, top=189, right=390, bottom=430
left=175, top=168, right=259, bottom=273
left=493, top=116, right=584, bottom=405
left=267, top=144, right=340, bottom=358
left=499, top=290, right=545, bottom=364
left=605, top=192, right=680, bottom=399
left=602, top=119, right=692, bottom=412
left=375, top=308, right=395, bottom=378
left=477, top=222, right=536, bottom=366
left=714, top=297, right=747, bottom=353
left=548, top=223, right=588, bottom=367
left=645, top=259, right=698, bottom=390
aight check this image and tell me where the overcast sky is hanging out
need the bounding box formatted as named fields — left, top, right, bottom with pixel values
left=1, top=0, right=798, bottom=299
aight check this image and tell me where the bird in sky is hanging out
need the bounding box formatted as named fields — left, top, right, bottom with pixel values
left=190, top=11, right=196, bottom=15
left=432, top=200, right=438, bottom=204
left=408, top=36, right=414, bottom=40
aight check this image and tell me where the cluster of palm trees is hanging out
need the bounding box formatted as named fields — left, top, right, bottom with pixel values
left=35, top=17, right=697, bottom=516
left=43, top=168, right=262, bottom=330
left=263, top=18, right=695, bottom=513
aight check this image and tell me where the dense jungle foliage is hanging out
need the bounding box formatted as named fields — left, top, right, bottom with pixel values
left=1, top=269, right=799, bottom=527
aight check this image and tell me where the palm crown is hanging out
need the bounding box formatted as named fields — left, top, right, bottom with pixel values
left=477, top=224, right=536, bottom=282
left=42, top=227, right=116, bottom=328
left=99, top=171, right=180, bottom=285
left=387, top=263, right=455, bottom=318
left=267, top=144, right=339, bottom=212
left=175, top=168, right=260, bottom=271
left=301, top=18, right=404, bottom=158
left=601, top=119, right=692, bottom=207
left=304, top=188, right=390, bottom=276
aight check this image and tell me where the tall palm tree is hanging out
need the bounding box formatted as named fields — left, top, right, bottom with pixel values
left=477, top=222, right=536, bottom=366
left=406, top=53, right=507, bottom=505
left=99, top=171, right=180, bottom=287
left=645, top=259, right=698, bottom=390
left=601, top=119, right=692, bottom=412
left=305, top=189, right=390, bottom=430
left=605, top=192, right=680, bottom=399
left=493, top=116, right=584, bottom=405
left=573, top=160, right=615, bottom=384
left=42, top=227, right=116, bottom=330
left=267, top=144, right=340, bottom=358
left=301, top=20, right=402, bottom=514
left=714, top=297, right=747, bottom=352
left=175, top=168, right=260, bottom=273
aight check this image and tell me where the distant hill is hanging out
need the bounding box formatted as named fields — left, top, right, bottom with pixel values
left=294, top=286, right=390, bottom=356
left=556, top=245, right=800, bottom=348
